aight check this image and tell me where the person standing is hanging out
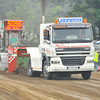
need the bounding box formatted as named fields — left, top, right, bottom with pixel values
left=94, top=51, right=99, bottom=72
left=10, top=34, right=18, bottom=44
left=98, top=52, right=100, bottom=63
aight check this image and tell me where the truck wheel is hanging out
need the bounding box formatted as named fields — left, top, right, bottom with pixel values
left=81, top=71, right=91, bottom=80
left=27, top=58, right=34, bottom=77
left=28, top=58, right=41, bottom=77
left=43, top=61, right=53, bottom=80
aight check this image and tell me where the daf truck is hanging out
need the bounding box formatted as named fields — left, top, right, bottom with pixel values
left=27, top=17, right=95, bottom=80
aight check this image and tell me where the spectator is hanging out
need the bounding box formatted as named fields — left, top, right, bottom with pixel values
left=10, top=34, right=18, bottom=44
left=94, top=51, right=99, bottom=72
left=98, top=51, right=100, bottom=64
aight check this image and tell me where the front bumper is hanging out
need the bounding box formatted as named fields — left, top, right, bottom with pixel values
left=48, top=57, right=94, bottom=72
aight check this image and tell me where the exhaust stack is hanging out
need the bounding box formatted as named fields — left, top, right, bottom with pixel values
left=41, top=0, right=48, bottom=24
left=42, top=16, right=45, bottom=24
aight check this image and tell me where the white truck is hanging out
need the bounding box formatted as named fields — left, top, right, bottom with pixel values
left=27, top=17, right=95, bottom=80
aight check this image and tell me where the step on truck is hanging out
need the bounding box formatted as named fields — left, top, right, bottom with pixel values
left=27, top=16, right=99, bottom=80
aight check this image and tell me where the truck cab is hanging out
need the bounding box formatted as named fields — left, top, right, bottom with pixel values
left=27, top=17, right=95, bottom=80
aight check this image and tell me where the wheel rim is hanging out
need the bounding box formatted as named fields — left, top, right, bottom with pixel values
left=44, top=64, right=48, bottom=77
left=28, top=63, right=31, bottom=75
left=29, top=66, right=31, bottom=72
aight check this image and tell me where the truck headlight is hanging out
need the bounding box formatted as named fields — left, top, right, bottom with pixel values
left=51, top=61, right=60, bottom=64
left=87, top=60, right=94, bottom=63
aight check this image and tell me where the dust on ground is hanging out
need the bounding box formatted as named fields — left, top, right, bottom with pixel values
left=12, top=66, right=27, bottom=76
left=0, top=70, right=100, bottom=100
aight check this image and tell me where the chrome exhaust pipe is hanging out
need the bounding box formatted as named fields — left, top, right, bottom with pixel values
left=41, top=0, right=48, bottom=24
left=42, top=16, right=45, bottom=24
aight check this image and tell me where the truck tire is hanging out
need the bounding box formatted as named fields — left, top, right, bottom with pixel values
left=81, top=71, right=91, bottom=80
left=43, top=61, right=53, bottom=80
left=27, top=58, right=34, bottom=77
left=27, top=58, right=41, bottom=77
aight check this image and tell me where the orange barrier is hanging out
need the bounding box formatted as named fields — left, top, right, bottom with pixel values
left=8, top=56, right=17, bottom=73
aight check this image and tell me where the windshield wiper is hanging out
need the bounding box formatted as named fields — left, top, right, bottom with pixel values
left=53, top=40, right=70, bottom=43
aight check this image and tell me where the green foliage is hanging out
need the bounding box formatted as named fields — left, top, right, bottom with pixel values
left=70, top=0, right=100, bottom=39
left=6, top=0, right=62, bottom=46
left=0, top=0, right=16, bottom=19
left=0, top=0, right=100, bottom=43
left=45, top=5, right=62, bottom=23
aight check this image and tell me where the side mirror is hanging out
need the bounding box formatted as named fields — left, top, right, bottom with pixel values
left=44, top=29, right=49, bottom=40
left=45, top=40, right=50, bottom=44
left=93, top=40, right=97, bottom=44
left=95, top=28, right=99, bottom=40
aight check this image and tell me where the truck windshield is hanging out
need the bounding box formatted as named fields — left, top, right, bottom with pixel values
left=52, top=27, right=93, bottom=43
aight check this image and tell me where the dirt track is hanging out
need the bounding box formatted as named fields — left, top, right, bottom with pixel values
left=0, top=71, right=100, bottom=100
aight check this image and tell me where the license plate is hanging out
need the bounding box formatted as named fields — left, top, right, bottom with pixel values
left=68, top=67, right=78, bottom=69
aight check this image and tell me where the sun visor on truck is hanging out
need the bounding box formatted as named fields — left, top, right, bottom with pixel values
left=53, top=24, right=90, bottom=29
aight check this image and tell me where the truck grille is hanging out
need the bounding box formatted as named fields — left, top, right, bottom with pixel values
left=56, top=47, right=90, bottom=52
left=57, top=53, right=89, bottom=55
left=61, top=56, right=86, bottom=66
